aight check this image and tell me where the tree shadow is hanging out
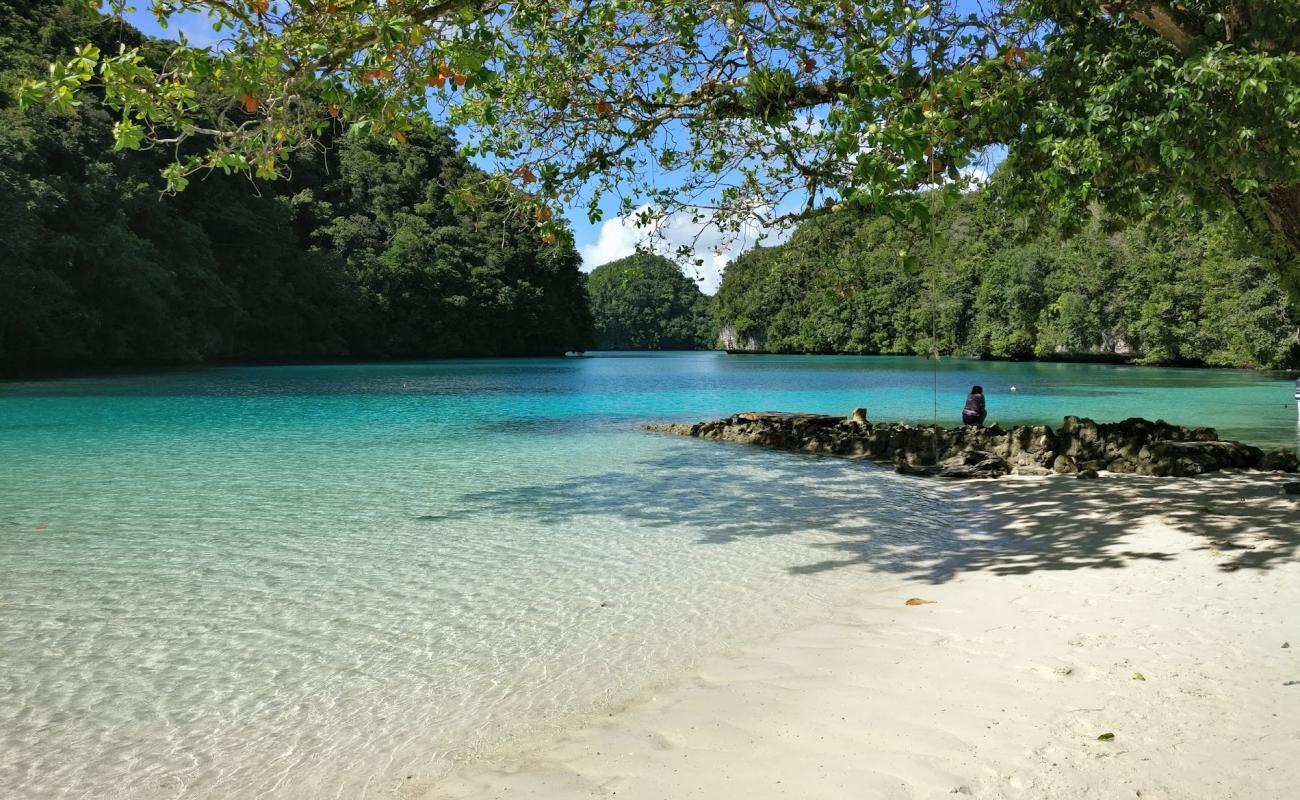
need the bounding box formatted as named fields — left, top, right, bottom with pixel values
left=435, top=437, right=1299, bottom=584
left=909, top=472, right=1300, bottom=581
left=824, top=469, right=1300, bottom=581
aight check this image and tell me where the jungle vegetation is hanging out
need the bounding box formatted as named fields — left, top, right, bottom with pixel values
left=714, top=189, right=1300, bottom=368
left=1, top=0, right=592, bottom=367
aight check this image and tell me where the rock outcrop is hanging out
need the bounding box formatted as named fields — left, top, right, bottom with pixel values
left=644, top=412, right=1297, bottom=479
left=716, top=325, right=767, bottom=353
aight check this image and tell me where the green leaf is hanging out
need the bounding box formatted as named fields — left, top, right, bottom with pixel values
left=111, top=120, right=144, bottom=151
left=161, top=163, right=190, bottom=193
left=1097, top=732, right=1115, bottom=741
left=1132, top=672, right=1145, bottom=681
left=17, top=80, right=45, bottom=109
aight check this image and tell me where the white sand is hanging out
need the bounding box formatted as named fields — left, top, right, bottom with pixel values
left=424, top=472, right=1300, bottom=799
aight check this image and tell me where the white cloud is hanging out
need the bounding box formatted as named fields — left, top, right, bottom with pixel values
left=579, top=206, right=789, bottom=294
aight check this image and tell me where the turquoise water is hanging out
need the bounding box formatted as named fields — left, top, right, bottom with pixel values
left=1, top=353, right=1295, bottom=799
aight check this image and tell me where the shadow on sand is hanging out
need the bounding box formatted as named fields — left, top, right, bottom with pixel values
left=441, top=438, right=1299, bottom=584
left=824, top=470, right=1298, bottom=582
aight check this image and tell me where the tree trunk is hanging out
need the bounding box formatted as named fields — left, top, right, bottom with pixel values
left=1261, top=185, right=1300, bottom=302
left=1262, top=185, right=1300, bottom=253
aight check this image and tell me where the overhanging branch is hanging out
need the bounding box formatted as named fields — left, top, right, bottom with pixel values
left=1096, top=1, right=1194, bottom=52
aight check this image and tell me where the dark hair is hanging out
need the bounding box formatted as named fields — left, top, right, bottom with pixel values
left=970, top=385, right=983, bottom=395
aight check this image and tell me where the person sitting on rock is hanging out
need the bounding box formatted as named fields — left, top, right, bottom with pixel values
left=962, top=385, right=987, bottom=427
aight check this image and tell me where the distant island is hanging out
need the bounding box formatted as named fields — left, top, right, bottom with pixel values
left=711, top=189, right=1300, bottom=370
left=583, top=191, right=1299, bottom=370
left=585, top=254, right=714, bottom=350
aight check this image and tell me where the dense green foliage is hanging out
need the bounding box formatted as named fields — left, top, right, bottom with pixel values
left=714, top=191, right=1300, bottom=369
left=0, top=1, right=591, bottom=368
left=585, top=254, right=714, bottom=350
left=23, top=1, right=1300, bottom=299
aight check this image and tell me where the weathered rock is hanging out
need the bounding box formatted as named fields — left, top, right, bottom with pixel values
left=644, top=422, right=697, bottom=437
left=644, top=412, right=1272, bottom=480
left=1139, top=440, right=1263, bottom=477
left=717, top=325, right=766, bottom=353
left=1015, top=465, right=1053, bottom=476
left=938, top=450, right=1010, bottom=479
left=895, top=463, right=942, bottom=477
left=1262, top=448, right=1300, bottom=473
left=1077, top=469, right=1100, bottom=479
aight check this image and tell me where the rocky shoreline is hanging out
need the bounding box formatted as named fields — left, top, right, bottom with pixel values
left=644, top=412, right=1300, bottom=480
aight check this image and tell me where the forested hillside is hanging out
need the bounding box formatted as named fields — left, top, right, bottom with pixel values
left=585, top=254, right=713, bottom=349
left=0, top=1, right=592, bottom=368
left=714, top=190, right=1300, bottom=369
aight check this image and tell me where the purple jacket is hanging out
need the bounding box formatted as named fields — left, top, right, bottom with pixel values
left=962, top=393, right=986, bottom=421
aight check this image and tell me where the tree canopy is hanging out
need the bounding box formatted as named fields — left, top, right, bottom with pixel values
left=586, top=254, right=715, bottom=350
left=713, top=186, right=1300, bottom=368
left=19, top=1, right=1300, bottom=296
left=1, top=0, right=592, bottom=367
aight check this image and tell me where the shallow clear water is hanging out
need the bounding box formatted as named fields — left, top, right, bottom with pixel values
left=1, top=353, right=1296, bottom=798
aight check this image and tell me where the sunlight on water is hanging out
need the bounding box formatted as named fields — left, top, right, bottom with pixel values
left=1, top=354, right=1294, bottom=798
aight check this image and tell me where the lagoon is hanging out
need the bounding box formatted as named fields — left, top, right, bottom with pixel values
left=1, top=353, right=1295, bottom=798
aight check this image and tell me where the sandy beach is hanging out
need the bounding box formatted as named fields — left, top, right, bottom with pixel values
left=427, top=471, right=1300, bottom=800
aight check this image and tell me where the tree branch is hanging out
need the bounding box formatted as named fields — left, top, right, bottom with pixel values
left=1096, top=1, right=1194, bottom=52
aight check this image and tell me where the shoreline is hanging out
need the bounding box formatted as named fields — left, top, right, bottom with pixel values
left=425, top=471, right=1300, bottom=799
left=6, top=349, right=1297, bottom=383
left=719, top=349, right=1300, bottom=373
